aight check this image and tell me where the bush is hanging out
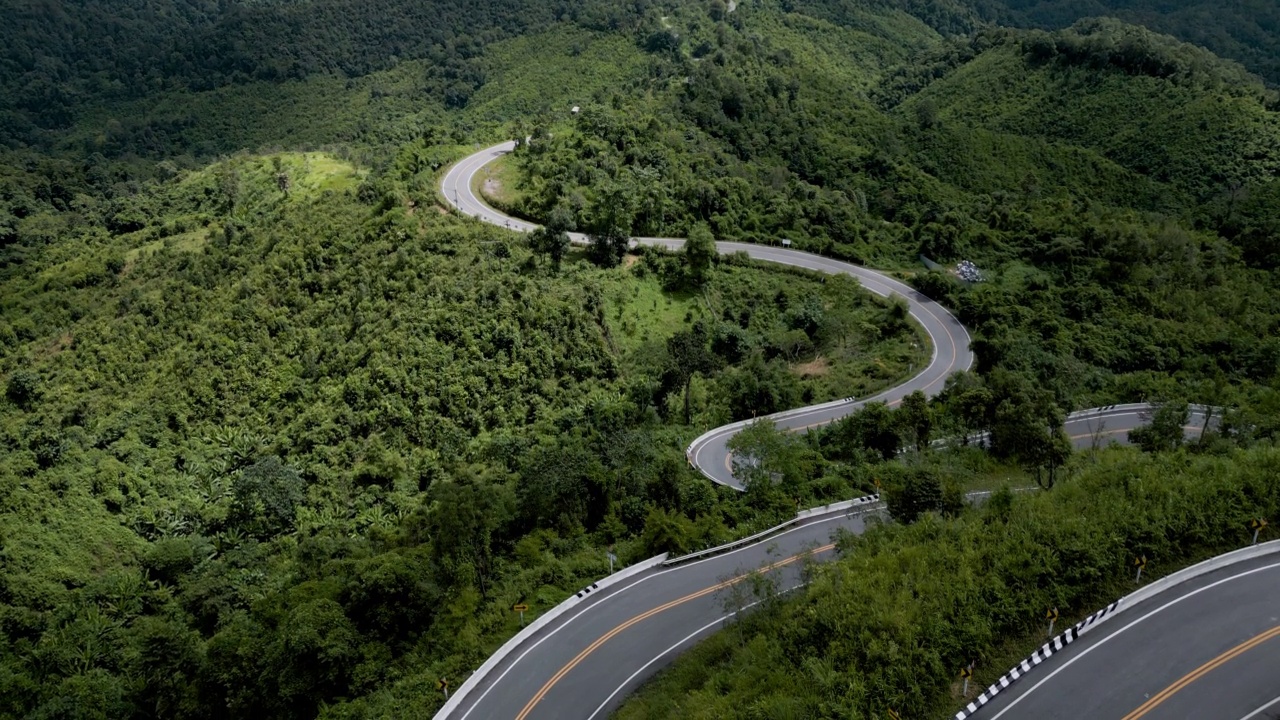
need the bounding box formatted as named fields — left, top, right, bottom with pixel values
left=884, top=466, right=944, bottom=524
left=614, top=446, right=1280, bottom=719
left=639, top=506, right=695, bottom=557
left=5, top=368, right=38, bottom=409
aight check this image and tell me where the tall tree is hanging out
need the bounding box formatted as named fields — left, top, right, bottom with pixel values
left=586, top=181, right=636, bottom=267
left=727, top=418, right=792, bottom=490
left=230, top=456, right=305, bottom=540
left=683, top=222, right=716, bottom=286
left=664, top=323, right=718, bottom=424
left=529, top=205, right=573, bottom=270
left=427, top=466, right=514, bottom=596
left=826, top=401, right=901, bottom=461
left=884, top=466, right=944, bottom=524
left=897, top=390, right=933, bottom=452
left=1129, top=401, right=1190, bottom=453
left=587, top=226, right=629, bottom=267
left=1027, top=420, right=1073, bottom=489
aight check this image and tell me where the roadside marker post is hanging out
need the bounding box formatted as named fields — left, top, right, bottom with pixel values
left=513, top=604, right=529, bottom=626
left=438, top=677, right=449, bottom=699
left=1046, top=606, right=1059, bottom=637
left=608, top=545, right=617, bottom=574
left=1134, top=555, right=1147, bottom=584
left=1251, top=518, right=1267, bottom=545
left=960, top=662, right=974, bottom=696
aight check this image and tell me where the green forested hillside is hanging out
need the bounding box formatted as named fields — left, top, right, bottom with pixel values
left=2, top=0, right=1280, bottom=718
left=503, top=5, right=1280, bottom=410
left=1, top=0, right=577, bottom=138
left=976, top=0, right=1280, bottom=85
left=0, top=136, right=928, bottom=717
left=897, top=20, right=1280, bottom=201
left=616, top=446, right=1280, bottom=720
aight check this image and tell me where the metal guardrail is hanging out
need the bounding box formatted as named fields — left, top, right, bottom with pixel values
left=433, top=552, right=669, bottom=719
left=663, top=494, right=882, bottom=567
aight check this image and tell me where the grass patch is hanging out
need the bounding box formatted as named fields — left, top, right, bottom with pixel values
left=123, top=227, right=212, bottom=264
left=179, top=151, right=363, bottom=202
left=583, top=255, right=931, bottom=422
left=599, top=268, right=703, bottom=359
left=472, top=154, right=527, bottom=211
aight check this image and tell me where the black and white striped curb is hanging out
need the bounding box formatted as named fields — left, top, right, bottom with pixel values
left=953, top=601, right=1120, bottom=720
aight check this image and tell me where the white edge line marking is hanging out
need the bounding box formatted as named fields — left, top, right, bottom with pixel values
left=1239, top=694, right=1280, bottom=720
left=440, top=144, right=1199, bottom=718
left=583, top=586, right=807, bottom=720
left=986, top=560, right=1280, bottom=720
left=456, top=513, right=852, bottom=719
left=446, top=144, right=973, bottom=491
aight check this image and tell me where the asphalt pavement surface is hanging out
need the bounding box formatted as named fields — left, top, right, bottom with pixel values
left=451, top=510, right=870, bottom=720
left=437, top=143, right=1221, bottom=720
left=973, top=554, right=1280, bottom=720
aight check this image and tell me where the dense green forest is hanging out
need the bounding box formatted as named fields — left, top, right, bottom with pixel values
left=976, top=0, right=1280, bottom=85
left=616, top=446, right=1280, bottom=719
left=0, top=142, right=932, bottom=717
left=2, top=0, right=1279, bottom=717
left=503, top=7, right=1280, bottom=416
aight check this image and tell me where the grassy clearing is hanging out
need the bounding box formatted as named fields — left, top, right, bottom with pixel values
left=599, top=266, right=704, bottom=358
left=473, top=154, right=527, bottom=210
left=123, top=228, right=212, bottom=264
left=586, top=257, right=931, bottom=416
left=109, top=150, right=363, bottom=271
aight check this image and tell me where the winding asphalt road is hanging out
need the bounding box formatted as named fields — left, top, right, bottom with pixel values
left=972, top=554, right=1280, bottom=720
left=447, top=510, right=869, bottom=720
left=436, top=142, right=1214, bottom=720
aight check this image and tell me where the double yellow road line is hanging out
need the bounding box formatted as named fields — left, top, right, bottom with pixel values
left=1122, top=625, right=1280, bottom=719
left=514, top=543, right=836, bottom=720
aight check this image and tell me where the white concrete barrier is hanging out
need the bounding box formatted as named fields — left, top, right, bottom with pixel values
left=433, top=552, right=668, bottom=720
left=666, top=494, right=883, bottom=566
left=1098, top=537, right=1280, bottom=629
left=954, top=538, right=1280, bottom=720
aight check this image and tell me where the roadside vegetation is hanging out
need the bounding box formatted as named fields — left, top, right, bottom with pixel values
left=0, top=139, right=932, bottom=717
left=615, top=444, right=1280, bottom=720
left=2, top=0, right=1280, bottom=718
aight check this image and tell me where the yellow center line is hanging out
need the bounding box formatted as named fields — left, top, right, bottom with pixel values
left=513, top=543, right=837, bottom=720
left=1121, top=625, right=1280, bottom=720
left=919, top=308, right=960, bottom=394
